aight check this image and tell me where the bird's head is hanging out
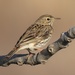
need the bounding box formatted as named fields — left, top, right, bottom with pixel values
left=35, top=14, right=61, bottom=26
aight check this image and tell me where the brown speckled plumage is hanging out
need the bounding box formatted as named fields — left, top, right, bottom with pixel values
left=5, top=14, right=60, bottom=59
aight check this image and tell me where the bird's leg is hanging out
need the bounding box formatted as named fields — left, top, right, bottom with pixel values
left=27, top=48, right=35, bottom=55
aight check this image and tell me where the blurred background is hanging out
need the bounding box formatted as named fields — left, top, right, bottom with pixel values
left=0, top=0, right=75, bottom=75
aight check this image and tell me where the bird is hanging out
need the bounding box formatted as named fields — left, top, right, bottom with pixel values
left=5, top=14, right=61, bottom=59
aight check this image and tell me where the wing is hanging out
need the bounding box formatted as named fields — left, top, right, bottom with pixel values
left=15, top=24, right=53, bottom=47
left=15, top=24, right=43, bottom=47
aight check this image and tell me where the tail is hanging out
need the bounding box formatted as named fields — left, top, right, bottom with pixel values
left=5, top=47, right=18, bottom=60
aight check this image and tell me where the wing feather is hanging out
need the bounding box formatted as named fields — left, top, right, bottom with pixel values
left=15, top=24, right=52, bottom=47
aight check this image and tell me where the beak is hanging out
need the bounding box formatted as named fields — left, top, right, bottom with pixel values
left=54, top=17, right=61, bottom=20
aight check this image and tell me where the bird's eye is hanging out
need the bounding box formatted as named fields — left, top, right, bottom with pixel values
left=47, top=18, right=50, bottom=21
